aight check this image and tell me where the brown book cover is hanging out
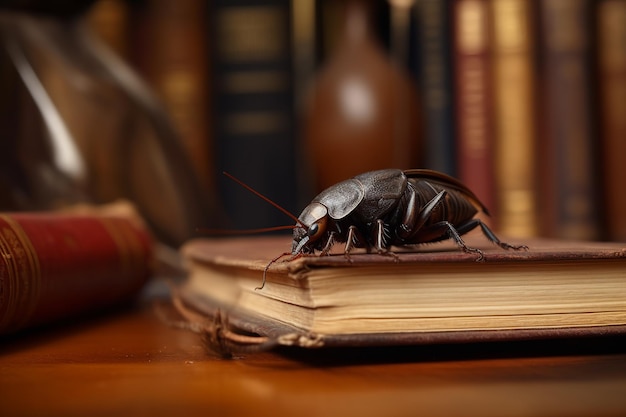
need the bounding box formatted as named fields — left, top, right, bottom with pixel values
left=452, top=0, right=495, bottom=215
left=597, top=0, right=626, bottom=241
left=133, top=0, right=215, bottom=194
left=537, top=0, right=600, bottom=240
left=0, top=211, right=153, bottom=335
left=175, top=235, right=626, bottom=351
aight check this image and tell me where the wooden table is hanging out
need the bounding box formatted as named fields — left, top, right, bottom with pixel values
left=2, top=300, right=626, bottom=417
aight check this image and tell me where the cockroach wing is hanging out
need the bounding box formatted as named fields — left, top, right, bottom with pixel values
left=403, top=169, right=490, bottom=215
left=353, top=169, right=408, bottom=220
left=313, top=178, right=365, bottom=220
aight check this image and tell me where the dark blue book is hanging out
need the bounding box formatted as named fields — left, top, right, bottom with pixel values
left=413, top=0, right=457, bottom=176
left=209, top=0, right=299, bottom=230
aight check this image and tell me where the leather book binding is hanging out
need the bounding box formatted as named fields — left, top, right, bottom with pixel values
left=175, top=235, right=626, bottom=352
left=0, top=212, right=153, bottom=334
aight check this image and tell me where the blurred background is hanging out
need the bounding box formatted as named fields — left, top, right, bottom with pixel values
left=0, top=0, right=624, bottom=247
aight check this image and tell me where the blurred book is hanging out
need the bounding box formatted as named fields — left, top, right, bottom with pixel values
left=597, top=0, right=626, bottom=241
left=0, top=207, right=153, bottom=335
left=537, top=0, right=600, bottom=241
left=209, top=0, right=299, bottom=231
left=490, top=0, right=538, bottom=238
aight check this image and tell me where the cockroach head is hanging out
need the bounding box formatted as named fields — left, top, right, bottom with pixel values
left=292, top=226, right=310, bottom=254
left=292, top=202, right=329, bottom=254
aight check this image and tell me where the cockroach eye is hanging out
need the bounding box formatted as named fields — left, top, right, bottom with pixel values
left=307, top=218, right=327, bottom=241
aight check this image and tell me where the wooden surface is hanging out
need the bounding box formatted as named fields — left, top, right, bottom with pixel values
left=2, top=298, right=626, bottom=417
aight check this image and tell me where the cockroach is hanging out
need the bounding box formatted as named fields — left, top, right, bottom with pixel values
left=224, top=169, right=527, bottom=289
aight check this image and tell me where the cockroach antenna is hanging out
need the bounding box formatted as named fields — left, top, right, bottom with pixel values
left=222, top=172, right=308, bottom=230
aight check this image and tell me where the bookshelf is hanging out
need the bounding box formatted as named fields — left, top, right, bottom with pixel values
left=8, top=0, right=622, bottom=242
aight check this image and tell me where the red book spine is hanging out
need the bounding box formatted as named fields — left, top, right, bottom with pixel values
left=0, top=213, right=153, bottom=334
left=453, top=0, right=495, bottom=215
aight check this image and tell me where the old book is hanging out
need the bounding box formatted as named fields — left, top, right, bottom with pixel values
left=176, top=235, right=626, bottom=350
left=597, top=0, right=626, bottom=241
left=209, top=0, right=299, bottom=230
left=537, top=0, right=600, bottom=240
left=490, top=0, right=538, bottom=237
left=452, top=0, right=495, bottom=215
left=132, top=0, right=215, bottom=195
left=86, top=0, right=131, bottom=59
left=414, top=0, right=457, bottom=175
left=0, top=211, right=153, bottom=335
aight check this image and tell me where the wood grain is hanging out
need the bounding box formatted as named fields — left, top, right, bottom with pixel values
left=1, top=301, right=625, bottom=417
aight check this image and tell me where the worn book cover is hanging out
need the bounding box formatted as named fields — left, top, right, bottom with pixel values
left=175, top=234, right=626, bottom=351
left=0, top=211, right=153, bottom=335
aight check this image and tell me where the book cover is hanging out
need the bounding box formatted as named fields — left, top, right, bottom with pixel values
left=537, top=0, right=600, bottom=240
left=209, top=0, right=299, bottom=230
left=0, top=211, right=153, bottom=335
left=452, top=0, right=495, bottom=215
left=413, top=0, right=457, bottom=176
left=132, top=0, right=216, bottom=196
left=175, top=235, right=626, bottom=351
left=596, top=0, right=626, bottom=241
left=86, top=0, right=130, bottom=60
left=489, top=0, right=539, bottom=237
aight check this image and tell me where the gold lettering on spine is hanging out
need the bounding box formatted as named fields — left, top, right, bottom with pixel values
left=0, top=216, right=41, bottom=331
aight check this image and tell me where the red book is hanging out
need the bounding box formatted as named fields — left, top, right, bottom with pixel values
left=453, top=0, right=495, bottom=215
left=0, top=212, right=153, bottom=334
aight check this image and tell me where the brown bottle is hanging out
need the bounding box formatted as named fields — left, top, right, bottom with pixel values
left=303, top=0, right=421, bottom=192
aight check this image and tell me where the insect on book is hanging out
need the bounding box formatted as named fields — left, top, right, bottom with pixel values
left=174, top=235, right=626, bottom=351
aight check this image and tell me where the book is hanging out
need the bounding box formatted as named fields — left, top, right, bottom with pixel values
left=596, top=0, right=626, bottom=241
left=452, top=0, right=495, bottom=216
left=176, top=235, right=626, bottom=350
left=209, top=0, right=299, bottom=230
left=489, top=0, right=539, bottom=237
left=0, top=210, right=153, bottom=335
left=413, top=0, right=457, bottom=176
left=132, top=0, right=216, bottom=196
left=86, top=0, right=131, bottom=60
left=537, top=0, right=600, bottom=240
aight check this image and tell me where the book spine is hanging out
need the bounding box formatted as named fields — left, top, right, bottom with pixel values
left=490, top=0, right=538, bottom=237
left=538, top=0, right=600, bottom=240
left=0, top=213, right=153, bottom=334
left=597, top=0, right=626, bottom=241
left=452, top=0, right=495, bottom=214
left=135, top=0, right=215, bottom=194
left=210, top=0, right=299, bottom=230
left=414, top=0, right=456, bottom=175
left=86, top=0, right=130, bottom=60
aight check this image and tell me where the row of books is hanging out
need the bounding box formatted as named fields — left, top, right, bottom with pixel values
left=87, top=0, right=626, bottom=242
left=89, top=0, right=301, bottom=232
left=414, top=0, right=625, bottom=242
